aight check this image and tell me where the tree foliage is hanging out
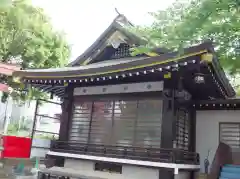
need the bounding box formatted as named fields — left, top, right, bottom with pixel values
left=0, top=0, right=70, bottom=103
left=131, top=0, right=239, bottom=75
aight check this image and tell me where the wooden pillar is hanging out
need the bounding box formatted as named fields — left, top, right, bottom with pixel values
left=189, top=105, right=197, bottom=179
left=189, top=105, right=196, bottom=152
left=53, top=85, right=74, bottom=167
left=59, top=85, right=74, bottom=141
left=161, top=88, right=175, bottom=148
left=159, top=88, right=175, bottom=179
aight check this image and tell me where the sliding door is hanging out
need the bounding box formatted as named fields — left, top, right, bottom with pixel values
left=68, top=96, right=163, bottom=148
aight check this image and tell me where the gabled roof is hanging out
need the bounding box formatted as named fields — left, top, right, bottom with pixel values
left=13, top=41, right=235, bottom=99
left=11, top=13, right=235, bottom=99
left=68, top=14, right=169, bottom=67
left=68, top=14, right=136, bottom=67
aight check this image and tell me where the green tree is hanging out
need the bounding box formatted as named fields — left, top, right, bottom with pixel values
left=0, top=0, right=12, bottom=9
left=0, top=0, right=70, bottom=102
left=131, top=0, right=239, bottom=75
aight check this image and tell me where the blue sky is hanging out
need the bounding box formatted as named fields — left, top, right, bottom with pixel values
left=32, top=0, right=174, bottom=62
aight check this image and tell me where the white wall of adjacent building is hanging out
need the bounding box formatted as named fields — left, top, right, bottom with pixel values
left=0, top=93, right=61, bottom=158
left=0, top=92, right=61, bottom=133
left=30, top=138, right=51, bottom=158
left=196, top=110, right=240, bottom=173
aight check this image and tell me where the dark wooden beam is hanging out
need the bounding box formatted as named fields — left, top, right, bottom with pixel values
left=193, top=98, right=240, bottom=110
left=55, top=85, right=74, bottom=167
left=59, top=85, right=74, bottom=141
left=161, top=88, right=175, bottom=148
left=189, top=107, right=197, bottom=179
left=189, top=107, right=196, bottom=152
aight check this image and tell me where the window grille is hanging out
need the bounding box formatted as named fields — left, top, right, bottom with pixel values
left=69, top=98, right=162, bottom=148
left=69, top=102, right=92, bottom=143
left=173, top=108, right=190, bottom=150
left=110, top=44, right=131, bottom=59
left=219, top=123, right=240, bottom=149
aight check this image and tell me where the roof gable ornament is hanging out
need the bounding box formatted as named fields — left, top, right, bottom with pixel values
left=115, top=8, right=121, bottom=16
left=68, top=9, right=138, bottom=67
left=110, top=39, right=122, bottom=49
left=114, top=8, right=132, bottom=26
left=108, top=31, right=127, bottom=49
left=107, top=8, right=133, bottom=49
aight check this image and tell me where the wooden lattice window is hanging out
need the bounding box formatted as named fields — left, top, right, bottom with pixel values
left=219, top=123, right=240, bottom=149
left=110, top=44, right=131, bottom=59
left=173, top=108, right=190, bottom=150
left=69, top=98, right=162, bottom=148
left=68, top=102, right=92, bottom=143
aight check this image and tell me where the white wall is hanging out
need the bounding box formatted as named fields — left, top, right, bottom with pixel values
left=30, top=138, right=51, bottom=158
left=0, top=94, right=61, bottom=135
left=0, top=93, right=13, bottom=133
left=64, top=159, right=190, bottom=179
left=174, top=172, right=190, bottom=179
left=65, top=159, right=159, bottom=179
left=196, top=110, right=240, bottom=172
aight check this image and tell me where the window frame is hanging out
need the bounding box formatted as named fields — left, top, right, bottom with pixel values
left=219, top=122, right=240, bottom=149
left=173, top=107, right=191, bottom=150
left=69, top=92, right=163, bottom=148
